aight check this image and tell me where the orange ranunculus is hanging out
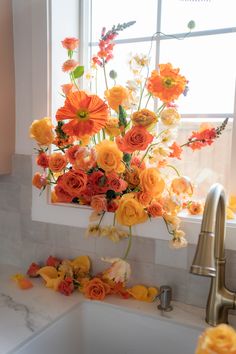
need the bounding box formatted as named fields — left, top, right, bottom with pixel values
left=171, top=176, right=193, bottom=196
left=61, top=83, right=76, bottom=96
left=147, top=202, right=164, bottom=217
left=61, top=37, right=79, bottom=50
left=139, top=168, right=165, bottom=197
left=83, top=277, right=110, bottom=300
left=74, top=147, right=96, bottom=171
left=116, top=193, right=148, bottom=226
left=105, top=117, right=120, bottom=137
left=90, top=194, right=107, bottom=212
left=147, top=63, right=187, bottom=103
left=29, top=117, right=54, bottom=146
left=188, top=201, right=204, bottom=215
left=48, top=153, right=67, bottom=173
left=32, top=173, right=47, bottom=189
left=124, top=166, right=140, bottom=188
left=137, top=191, right=152, bottom=207
left=36, top=152, right=49, bottom=169
left=195, top=324, right=236, bottom=354
left=104, top=85, right=130, bottom=111
left=131, top=109, right=158, bottom=129
left=116, top=126, right=154, bottom=153
left=57, top=170, right=87, bottom=198
left=96, top=140, right=124, bottom=173
left=56, top=91, right=108, bottom=138
left=62, top=59, right=78, bottom=72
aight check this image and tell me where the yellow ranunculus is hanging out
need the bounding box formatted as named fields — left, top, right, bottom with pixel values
left=104, top=85, right=130, bottom=112
left=139, top=168, right=165, bottom=197
left=29, top=117, right=54, bottom=146
left=116, top=193, right=148, bottom=226
left=131, top=109, right=158, bottom=129
left=96, top=140, right=125, bottom=173
left=195, top=324, right=236, bottom=354
left=128, top=285, right=159, bottom=302
left=105, top=117, right=120, bottom=137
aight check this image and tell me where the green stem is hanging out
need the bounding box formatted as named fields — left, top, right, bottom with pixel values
left=145, top=94, right=152, bottom=108
left=113, top=213, right=116, bottom=227
left=102, top=128, right=106, bottom=140
left=102, top=59, right=109, bottom=90
left=123, top=226, right=132, bottom=259
left=166, top=164, right=181, bottom=176
left=70, top=72, right=79, bottom=90
left=139, top=142, right=160, bottom=166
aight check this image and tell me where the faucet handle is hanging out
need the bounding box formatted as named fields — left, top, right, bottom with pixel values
left=156, top=285, right=173, bottom=312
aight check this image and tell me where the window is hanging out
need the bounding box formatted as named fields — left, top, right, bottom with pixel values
left=81, top=0, right=236, bottom=198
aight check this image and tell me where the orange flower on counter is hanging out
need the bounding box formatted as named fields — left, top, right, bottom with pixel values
left=83, top=277, right=111, bottom=300
left=195, top=324, right=236, bottom=354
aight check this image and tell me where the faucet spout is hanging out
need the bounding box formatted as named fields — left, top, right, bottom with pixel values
left=190, top=183, right=236, bottom=325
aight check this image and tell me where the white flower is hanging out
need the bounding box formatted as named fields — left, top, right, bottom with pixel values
left=102, top=257, right=131, bottom=283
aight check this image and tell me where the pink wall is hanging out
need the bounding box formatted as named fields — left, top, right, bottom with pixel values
left=0, top=0, right=15, bottom=174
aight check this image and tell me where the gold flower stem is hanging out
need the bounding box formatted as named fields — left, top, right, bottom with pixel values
left=123, top=226, right=132, bottom=260
left=102, top=59, right=109, bottom=90
left=166, top=164, right=181, bottom=177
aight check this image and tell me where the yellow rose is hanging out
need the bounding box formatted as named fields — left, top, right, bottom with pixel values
left=104, top=85, right=130, bottom=111
left=160, top=108, right=180, bottom=126
left=139, top=168, right=165, bottom=197
left=116, top=193, right=148, bottom=226
left=105, top=117, right=120, bottom=137
left=195, top=324, right=236, bottom=354
left=29, top=117, right=54, bottom=146
left=96, top=140, right=125, bottom=173
left=131, top=109, right=158, bottom=129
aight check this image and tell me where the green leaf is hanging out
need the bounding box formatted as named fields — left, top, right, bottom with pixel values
left=73, top=66, right=84, bottom=79
left=118, top=105, right=127, bottom=128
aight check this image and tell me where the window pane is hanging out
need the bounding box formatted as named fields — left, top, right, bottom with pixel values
left=160, top=33, right=236, bottom=114
left=91, top=0, right=158, bottom=41
left=161, top=0, right=236, bottom=33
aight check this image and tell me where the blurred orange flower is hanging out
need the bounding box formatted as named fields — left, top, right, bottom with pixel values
left=105, top=85, right=130, bottom=111
left=61, top=37, right=79, bottom=50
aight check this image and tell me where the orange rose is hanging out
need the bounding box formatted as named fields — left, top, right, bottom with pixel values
left=147, top=202, right=164, bottom=217
left=90, top=194, right=107, bottom=212
left=171, top=176, right=193, bottom=195
left=195, top=324, right=236, bottom=354
left=66, top=145, right=81, bottom=165
left=48, top=153, right=67, bottom=173
left=36, top=152, right=49, bottom=169
left=139, top=168, right=165, bottom=197
left=96, top=140, right=124, bottom=173
left=57, top=170, right=87, bottom=197
left=131, top=109, right=157, bottom=129
left=104, top=85, right=130, bottom=111
left=29, top=117, right=54, bottom=146
left=54, top=184, right=73, bottom=203
left=61, top=37, right=79, bottom=50
left=116, top=126, right=154, bottom=153
left=116, top=193, right=148, bottom=226
left=62, top=59, right=78, bottom=72
left=32, top=173, right=47, bottom=189
left=83, top=278, right=110, bottom=300
left=137, top=191, right=152, bottom=206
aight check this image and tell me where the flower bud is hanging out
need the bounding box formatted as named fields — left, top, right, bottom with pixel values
left=109, top=70, right=117, bottom=79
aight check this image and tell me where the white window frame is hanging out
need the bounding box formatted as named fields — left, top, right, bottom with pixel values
left=13, top=0, right=236, bottom=248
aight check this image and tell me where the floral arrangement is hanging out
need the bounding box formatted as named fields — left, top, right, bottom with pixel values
left=195, top=323, right=236, bottom=354
left=12, top=255, right=158, bottom=303
left=29, top=21, right=229, bottom=262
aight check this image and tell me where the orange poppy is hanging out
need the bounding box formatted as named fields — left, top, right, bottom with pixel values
left=147, top=63, right=187, bottom=103
left=56, top=91, right=108, bottom=138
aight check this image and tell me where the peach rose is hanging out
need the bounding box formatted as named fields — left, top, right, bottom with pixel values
left=90, top=194, right=107, bottom=212
left=171, top=176, right=193, bottom=195
left=29, top=117, right=54, bottom=146
left=32, top=172, right=47, bottom=189
left=61, top=37, right=79, bottom=50
left=131, top=109, right=158, bottom=129
left=83, top=277, right=110, bottom=300
left=116, top=193, right=148, bottom=226
left=104, top=85, right=130, bottom=111
left=137, top=191, right=152, bottom=206
left=147, top=202, right=164, bottom=217
left=48, top=153, right=67, bottom=173
left=57, top=170, right=87, bottom=197
left=74, top=147, right=96, bottom=171
left=188, top=201, right=204, bottom=215
left=96, top=140, right=125, bottom=173
left=36, top=152, right=49, bottom=169
left=195, top=324, right=236, bottom=354
left=66, top=145, right=81, bottom=165
left=116, top=126, right=154, bottom=153
left=139, top=168, right=165, bottom=197
left=62, top=59, right=78, bottom=72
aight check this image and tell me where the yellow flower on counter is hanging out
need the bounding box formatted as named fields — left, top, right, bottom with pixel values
left=116, top=193, right=148, bottom=226
left=128, top=285, right=158, bottom=302
left=29, top=117, right=54, bottom=146
left=37, top=266, right=63, bottom=291
left=195, top=323, right=236, bottom=354
left=71, top=256, right=91, bottom=276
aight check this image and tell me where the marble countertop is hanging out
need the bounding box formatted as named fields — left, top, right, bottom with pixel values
left=0, top=263, right=235, bottom=354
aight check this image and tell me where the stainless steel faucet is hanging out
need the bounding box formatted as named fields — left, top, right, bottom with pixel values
left=190, top=183, right=236, bottom=326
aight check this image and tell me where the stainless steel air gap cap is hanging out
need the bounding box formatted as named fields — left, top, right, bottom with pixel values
left=157, top=285, right=173, bottom=312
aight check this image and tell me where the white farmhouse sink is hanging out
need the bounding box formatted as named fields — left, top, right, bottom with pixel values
left=14, top=300, right=201, bottom=354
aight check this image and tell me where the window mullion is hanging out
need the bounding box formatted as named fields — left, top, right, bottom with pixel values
left=230, top=81, right=236, bottom=195
left=154, top=0, right=162, bottom=112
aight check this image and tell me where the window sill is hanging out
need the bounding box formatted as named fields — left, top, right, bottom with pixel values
left=32, top=182, right=236, bottom=250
